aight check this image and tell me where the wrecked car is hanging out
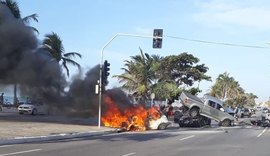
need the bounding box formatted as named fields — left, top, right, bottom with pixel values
left=176, top=92, right=235, bottom=127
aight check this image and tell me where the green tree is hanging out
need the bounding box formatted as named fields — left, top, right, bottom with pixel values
left=114, top=50, right=210, bottom=103
left=158, top=53, right=211, bottom=87
left=209, top=72, right=244, bottom=101
left=42, top=32, right=82, bottom=77
left=209, top=72, right=257, bottom=108
left=244, top=93, right=258, bottom=108
left=158, top=52, right=211, bottom=95
left=114, top=48, right=155, bottom=103
left=150, top=54, right=179, bottom=100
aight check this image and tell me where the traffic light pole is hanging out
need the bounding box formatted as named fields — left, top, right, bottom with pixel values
left=98, top=33, right=161, bottom=128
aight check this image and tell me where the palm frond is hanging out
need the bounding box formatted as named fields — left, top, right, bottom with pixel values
left=28, top=26, right=39, bottom=35
left=63, top=52, right=82, bottom=58
left=62, top=58, right=81, bottom=69
left=22, top=13, right=38, bottom=23
left=62, top=60, right=70, bottom=77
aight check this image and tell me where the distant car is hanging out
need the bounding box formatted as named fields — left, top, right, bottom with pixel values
left=225, top=107, right=235, bottom=116
left=18, top=101, right=49, bottom=115
left=240, top=108, right=251, bottom=118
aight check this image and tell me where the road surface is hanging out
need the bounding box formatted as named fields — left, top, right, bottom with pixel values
left=0, top=125, right=269, bottom=156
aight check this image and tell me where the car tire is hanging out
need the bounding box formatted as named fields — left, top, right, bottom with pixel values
left=221, top=119, right=231, bottom=127
left=189, top=107, right=199, bottom=118
left=158, top=123, right=167, bottom=130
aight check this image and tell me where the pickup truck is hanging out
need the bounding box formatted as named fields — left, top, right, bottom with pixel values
left=179, top=92, right=235, bottom=127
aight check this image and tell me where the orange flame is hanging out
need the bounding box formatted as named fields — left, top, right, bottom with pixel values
left=101, top=96, right=161, bottom=131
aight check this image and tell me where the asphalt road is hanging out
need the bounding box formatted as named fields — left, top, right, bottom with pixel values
left=0, top=126, right=269, bottom=156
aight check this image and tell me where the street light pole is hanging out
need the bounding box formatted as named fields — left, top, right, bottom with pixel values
left=98, top=34, right=118, bottom=128
left=98, top=33, right=159, bottom=128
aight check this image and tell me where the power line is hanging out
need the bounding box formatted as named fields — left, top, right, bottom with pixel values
left=165, top=35, right=270, bottom=49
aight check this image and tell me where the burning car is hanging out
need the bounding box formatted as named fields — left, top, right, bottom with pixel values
left=102, top=96, right=170, bottom=131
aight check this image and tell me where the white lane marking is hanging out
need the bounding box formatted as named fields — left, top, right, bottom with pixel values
left=257, top=127, right=268, bottom=138
left=0, top=149, right=42, bottom=156
left=179, top=135, right=195, bottom=141
left=122, top=152, right=136, bottom=156
left=103, top=133, right=123, bottom=137
left=0, top=145, right=13, bottom=148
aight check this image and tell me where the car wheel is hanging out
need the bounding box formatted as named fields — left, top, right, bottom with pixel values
left=189, top=107, right=199, bottom=118
left=32, top=109, right=37, bottom=115
left=174, top=111, right=183, bottom=123
left=221, top=119, right=231, bottom=127
left=158, top=123, right=167, bottom=130
left=19, top=112, right=23, bottom=115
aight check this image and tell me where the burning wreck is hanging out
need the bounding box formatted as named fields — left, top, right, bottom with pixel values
left=102, top=96, right=170, bottom=131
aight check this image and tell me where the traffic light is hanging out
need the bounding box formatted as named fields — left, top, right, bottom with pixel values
left=152, top=29, right=163, bottom=48
left=102, top=60, right=110, bottom=85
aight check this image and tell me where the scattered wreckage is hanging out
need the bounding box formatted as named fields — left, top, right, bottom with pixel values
left=250, top=109, right=270, bottom=127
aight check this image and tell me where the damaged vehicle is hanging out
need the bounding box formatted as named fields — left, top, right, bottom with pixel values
left=250, top=108, right=270, bottom=127
left=174, top=92, right=235, bottom=127
left=147, top=114, right=171, bottom=130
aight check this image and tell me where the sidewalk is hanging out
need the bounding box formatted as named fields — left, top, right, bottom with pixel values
left=0, top=109, right=116, bottom=145
left=0, top=121, right=116, bottom=145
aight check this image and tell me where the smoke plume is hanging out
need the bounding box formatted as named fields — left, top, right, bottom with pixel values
left=0, top=4, right=133, bottom=118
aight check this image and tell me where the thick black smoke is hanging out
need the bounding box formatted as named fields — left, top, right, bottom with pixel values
left=0, top=4, right=133, bottom=118
left=0, top=4, right=66, bottom=107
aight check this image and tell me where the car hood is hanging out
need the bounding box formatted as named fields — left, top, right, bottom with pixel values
left=19, top=104, right=34, bottom=107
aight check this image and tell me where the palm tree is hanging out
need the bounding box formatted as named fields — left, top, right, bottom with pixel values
left=209, top=72, right=244, bottom=101
left=114, top=48, right=155, bottom=104
left=42, top=32, right=82, bottom=77
left=1, top=0, right=38, bottom=104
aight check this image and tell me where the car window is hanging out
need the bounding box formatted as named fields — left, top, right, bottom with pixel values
left=216, top=103, right=223, bottom=110
left=208, top=100, right=216, bottom=108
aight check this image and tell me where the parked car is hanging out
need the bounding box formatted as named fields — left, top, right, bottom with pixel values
left=18, top=100, right=49, bottom=115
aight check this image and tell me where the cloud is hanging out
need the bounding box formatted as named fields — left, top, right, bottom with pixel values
left=193, top=0, right=270, bottom=31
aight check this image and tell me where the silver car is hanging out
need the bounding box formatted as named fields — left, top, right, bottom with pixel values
left=180, top=92, right=235, bottom=126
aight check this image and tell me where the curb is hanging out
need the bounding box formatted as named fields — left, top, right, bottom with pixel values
left=0, top=130, right=116, bottom=145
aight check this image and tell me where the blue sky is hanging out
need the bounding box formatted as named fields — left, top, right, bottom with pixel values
left=18, top=0, right=270, bottom=103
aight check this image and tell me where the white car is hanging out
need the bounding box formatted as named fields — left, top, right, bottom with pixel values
left=18, top=102, right=49, bottom=115
left=147, top=115, right=171, bottom=130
